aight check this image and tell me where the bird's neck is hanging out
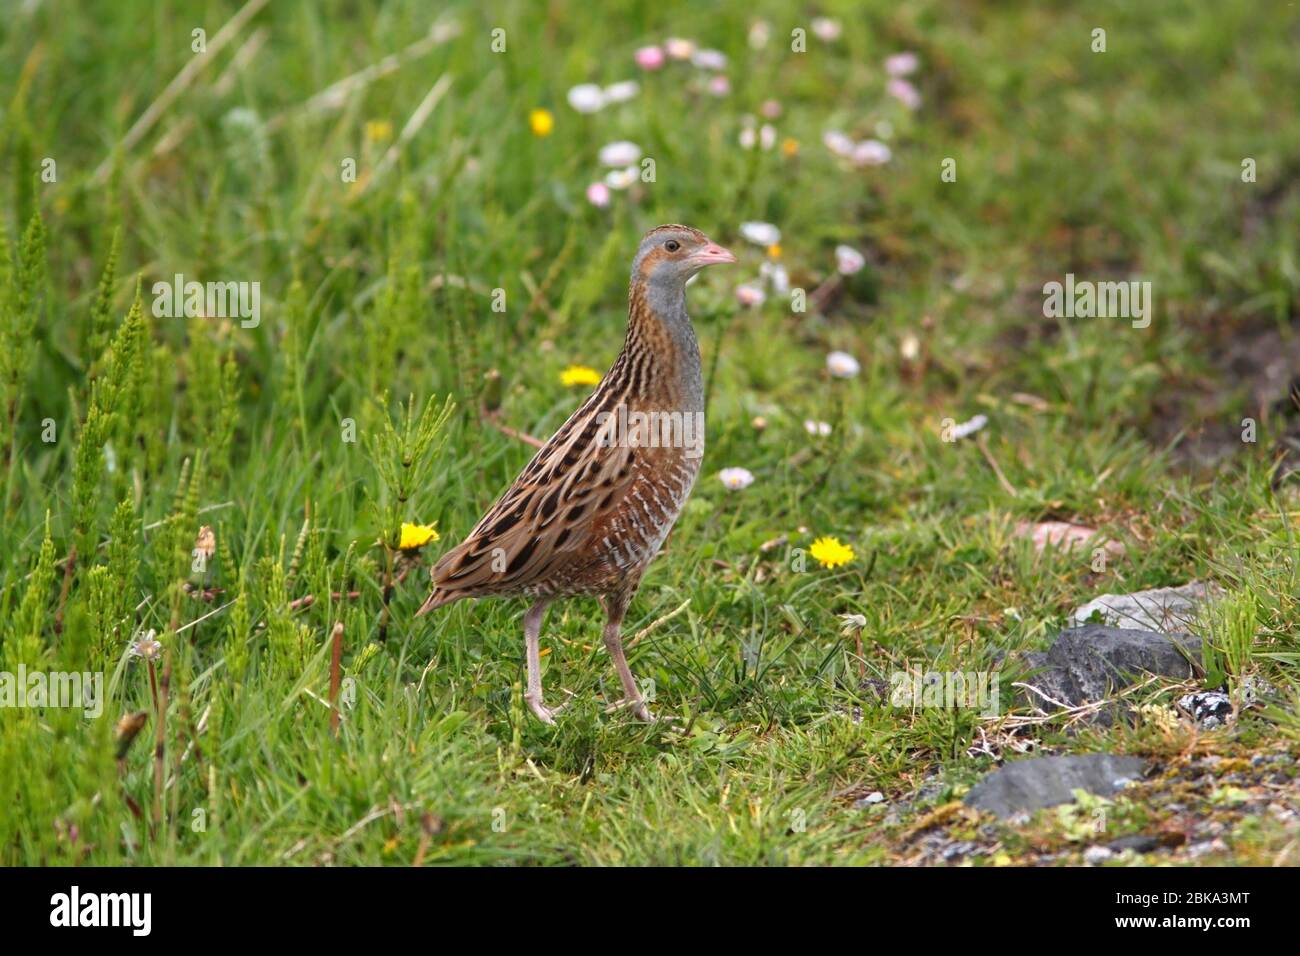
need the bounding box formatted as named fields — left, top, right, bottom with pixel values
left=623, top=278, right=702, bottom=406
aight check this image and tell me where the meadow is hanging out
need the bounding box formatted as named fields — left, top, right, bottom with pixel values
left=1, top=0, right=1298, bottom=866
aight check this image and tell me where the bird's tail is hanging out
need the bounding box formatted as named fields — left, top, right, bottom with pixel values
left=415, top=587, right=462, bottom=617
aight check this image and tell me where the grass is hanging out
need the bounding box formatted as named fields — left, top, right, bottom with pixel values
left=1, top=0, right=1298, bottom=866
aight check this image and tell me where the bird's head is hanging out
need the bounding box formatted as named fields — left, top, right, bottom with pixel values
left=631, top=224, right=736, bottom=289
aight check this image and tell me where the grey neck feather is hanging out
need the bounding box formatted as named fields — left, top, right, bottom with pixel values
left=628, top=273, right=703, bottom=408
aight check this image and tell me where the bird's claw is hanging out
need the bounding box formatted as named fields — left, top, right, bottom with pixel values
left=526, top=695, right=567, bottom=725
left=605, top=698, right=657, bottom=722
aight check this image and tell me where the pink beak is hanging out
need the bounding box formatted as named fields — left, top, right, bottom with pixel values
left=689, top=241, right=737, bottom=266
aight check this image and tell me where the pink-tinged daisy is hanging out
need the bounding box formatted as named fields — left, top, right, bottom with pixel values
left=691, top=48, right=728, bottom=70
left=760, top=99, right=783, bottom=119
left=851, top=140, right=892, bottom=166
left=736, top=283, right=767, bottom=307
left=635, top=45, right=665, bottom=70
left=811, top=17, right=842, bottom=41
left=827, top=351, right=861, bottom=378
left=706, top=75, right=731, bottom=96
left=748, top=21, right=771, bottom=50
left=665, top=37, right=696, bottom=60
left=718, top=467, right=755, bottom=490
left=586, top=182, right=611, bottom=207
left=835, top=244, right=866, bottom=275
left=566, top=83, right=606, bottom=113
left=885, top=52, right=920, bottom=76
left=598, top=140, right=642, bottom=166
left=823, top=130, right=856, bottom=158
left=887, top=77, right=922, bottom=111
left=804, top=419, right=832, bottom=437
left=129, top=629, right=163, bottom=661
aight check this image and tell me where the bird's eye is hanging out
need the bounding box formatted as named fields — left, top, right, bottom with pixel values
left=664, top=240, right=680, bottom=252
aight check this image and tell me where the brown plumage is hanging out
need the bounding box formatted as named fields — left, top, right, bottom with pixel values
left=417, top=224, right=736, bottom=723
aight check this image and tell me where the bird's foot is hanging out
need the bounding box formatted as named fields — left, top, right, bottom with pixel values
left=605, top=697, right=656, bottom=722
left=525, top=693, right=567, bottom=725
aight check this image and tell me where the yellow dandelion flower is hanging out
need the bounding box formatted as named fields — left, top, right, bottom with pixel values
left=809, top=536, right=855, bottom=569
left=767, top=243, right=782, bottom=258
left=529, top=108, right=555, bottom=137
left=781, top=137, right=799, bottom=157
left=561, top=365, right=602, bottom=387
left=365, top=120, right=393, bottom=143
left=399, top=522, right=440, bottom=551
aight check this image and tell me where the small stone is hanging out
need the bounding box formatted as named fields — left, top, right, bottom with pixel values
left=942, top=840, right=975, bottom=861
left=964, top=754, right=1147, bottom=819
left=1186, top=838, right=1228, bottom=859
left=1070, top=581, right=1221, bottom=634
left=1106, top=833, right=1160, bottom=854
left=856, top=791, right=885, bottom=808
left=1083, top=845, right=1114, bottom=865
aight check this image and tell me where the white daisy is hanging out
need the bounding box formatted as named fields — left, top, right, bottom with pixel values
left=739, top=221, right=781, bottom=246
left=603, top=80, right=640, bottom=104
left=760, top=260, right=790, bottom=295
left=827, top=350, right=861, bottom=378
left=719, top=467, right=755, bottom=490
left=804, top=419, right=833, bottom=437
left=598, top=140, right=642, bottom=166
left=835, top=244, right=866, bottom=275
left=947, top=414, right=988, bottom=441
left=566, top=83, right=606, bottom=113
left=604, top=166, right=639, bottom=190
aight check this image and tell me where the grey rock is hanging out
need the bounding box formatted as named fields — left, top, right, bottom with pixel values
left=1186, top=838, right=1228, bottom=859
left=964, top=754, right=1147, bottom=819
left=1071, top=581, right=1220, bottom=634
left=941, top=840, right=976, bottom=861
left=1106, top=833, right=1161, bottom=854
left=1083, top=845, right=1114, bottom=865
left=1022, top=624, right=1200, bottom=723
left=855, top=791, right=885, bottom=808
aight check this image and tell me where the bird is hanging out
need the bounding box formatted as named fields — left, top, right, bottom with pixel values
left=417, top=224, right=736, bottom=723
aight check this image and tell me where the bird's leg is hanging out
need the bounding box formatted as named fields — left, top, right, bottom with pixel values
left=600, top=595, right=654, bottom=722
left=523, top=599, right=561, bottom=725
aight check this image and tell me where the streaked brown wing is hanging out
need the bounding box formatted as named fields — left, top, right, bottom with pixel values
left=429, top=394, right=637, bottom=597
